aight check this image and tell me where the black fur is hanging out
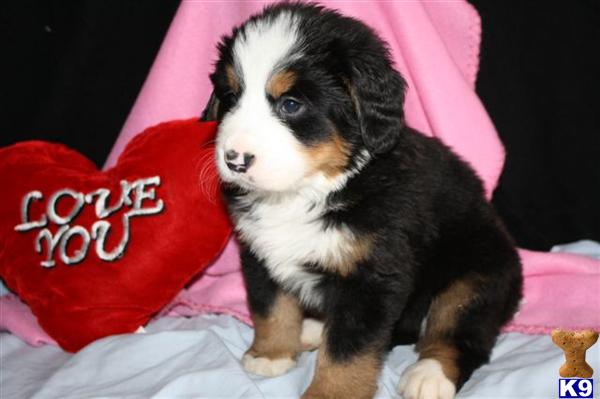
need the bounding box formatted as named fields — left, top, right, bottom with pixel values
left=205, top=2, right=522, bottom=395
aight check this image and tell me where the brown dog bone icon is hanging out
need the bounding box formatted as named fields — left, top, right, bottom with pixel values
left=552, top=329, right=599, bottom=378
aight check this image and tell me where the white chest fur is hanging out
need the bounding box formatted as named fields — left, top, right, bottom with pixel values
left=235, top=191, right=351, bottom=308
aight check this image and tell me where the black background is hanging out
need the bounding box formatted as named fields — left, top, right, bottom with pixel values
left=1, top=1, right=598, bottom=250
left=1, top=1, right=179, bottom=167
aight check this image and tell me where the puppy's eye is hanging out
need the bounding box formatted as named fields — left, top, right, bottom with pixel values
left=280, top=98, right=302, bottom=115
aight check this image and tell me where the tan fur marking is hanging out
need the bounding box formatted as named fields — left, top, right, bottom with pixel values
left=418, top=342, right=461, bottom=383
left=248, top=292, right=303, bottom=360
left=320, top=232, right=374, bottom=277
left=267, top=70, right=297, bottom=98
left=302, top=342, right=381, bottom=399
left=422, top=275, right=478, bottom=341
left=303, top=132, right=351, bottom=179
left=416, top=274, right=480, bottom=383
left=225, top=64, right=240, bottom=93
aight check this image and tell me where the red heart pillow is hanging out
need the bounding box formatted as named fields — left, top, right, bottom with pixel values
left=0, top=119, right=231, bottom=352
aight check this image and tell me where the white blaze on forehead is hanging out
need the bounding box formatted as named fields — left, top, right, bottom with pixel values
left=217, top=12, right=308, bottom=192
left=233, top=12, right=301, bottom=94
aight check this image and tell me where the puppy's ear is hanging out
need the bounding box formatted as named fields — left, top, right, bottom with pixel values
left=200, top=91, right=220, bottom=121
left=346, top=56, right=406, bottom=155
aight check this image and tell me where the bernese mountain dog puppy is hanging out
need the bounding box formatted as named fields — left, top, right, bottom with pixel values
left=202, top=3, right=522, bottom=399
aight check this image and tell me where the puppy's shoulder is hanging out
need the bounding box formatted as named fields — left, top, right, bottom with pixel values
left=393, top=127, right=485, bottom=192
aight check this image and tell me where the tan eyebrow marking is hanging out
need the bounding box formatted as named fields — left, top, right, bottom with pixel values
left=267, top=69, right=297, bottom=99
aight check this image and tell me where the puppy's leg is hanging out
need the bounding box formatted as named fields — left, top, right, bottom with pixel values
left=301, top=318, right=324, bottom=351
left=399, top=275, right=473, bottom=399
left=240, top=249, right=303, bottom=377
left=302, top=338, right=382, bottom=399
left=302, top=287, right=398, bottom=399
left=243, top=291, right=303, bottom=376
left=399, top=270, right=520, bottom=399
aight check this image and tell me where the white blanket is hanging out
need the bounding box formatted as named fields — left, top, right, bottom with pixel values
left=3, top=313, right=596, bottom=399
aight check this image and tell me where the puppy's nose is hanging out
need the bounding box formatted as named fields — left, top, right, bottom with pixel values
left=225, top=150, right=256, bottom=173
left=225, top=149, right=238, bottom=161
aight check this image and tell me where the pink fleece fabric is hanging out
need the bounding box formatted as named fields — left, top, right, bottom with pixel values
left=2, top=0, right=598, bottom=348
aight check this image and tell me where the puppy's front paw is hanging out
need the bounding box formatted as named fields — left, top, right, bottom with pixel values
left=398, top=359, right=456, bottom=399
left=242, top=352, right=296, bottom=377
left=301, top=318, right=324, bottom=351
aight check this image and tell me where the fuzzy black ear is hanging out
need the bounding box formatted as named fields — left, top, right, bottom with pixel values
left=200, top=91, right=220, bottom=121
left=347, top=55, right=406, bottom=155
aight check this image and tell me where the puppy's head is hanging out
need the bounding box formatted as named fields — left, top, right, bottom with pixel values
left=204, top=3, right=406, bottom=193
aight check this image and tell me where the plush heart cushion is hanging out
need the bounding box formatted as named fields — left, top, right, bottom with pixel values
left=0, top=119, right=231, bottom=352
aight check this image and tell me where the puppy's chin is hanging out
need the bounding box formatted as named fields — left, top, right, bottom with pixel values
left=222, top=174, right=302, bottom=193
left=216, top=161, right=302, bottom=194
left=218, top=163, right=343, bottom=197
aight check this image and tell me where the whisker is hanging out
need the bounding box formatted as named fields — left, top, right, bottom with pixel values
left=195, top=147, right=221, bottom=204
left=199, top=139, right=217, bottom=149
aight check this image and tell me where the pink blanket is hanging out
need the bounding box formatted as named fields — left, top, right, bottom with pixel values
left=2, top=0, right=598, bottom=348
